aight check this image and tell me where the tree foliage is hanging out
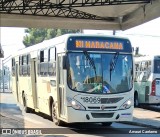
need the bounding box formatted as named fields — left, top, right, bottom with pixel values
left=23, top=28, right=80, bottom=47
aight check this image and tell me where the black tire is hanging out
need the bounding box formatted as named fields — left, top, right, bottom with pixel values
left=51, top=103, right=64, bottom=126
left=101, top=122, right=112, bottom=126
left=23, top=96, right=31, bottom=113
left=134, top=93, right=139, bottom=107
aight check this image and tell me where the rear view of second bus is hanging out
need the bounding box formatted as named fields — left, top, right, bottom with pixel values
left=134, top=55, right=160, bottom=107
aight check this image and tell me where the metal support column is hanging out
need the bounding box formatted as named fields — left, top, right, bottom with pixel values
left=1, top=55, right=12, bottom=93
left=2, top=61, right=4, bottom=92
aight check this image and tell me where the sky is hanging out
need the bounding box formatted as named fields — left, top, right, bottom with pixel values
left=0, top=17, right=160, bottom=68
left=83, top=17, right=160, bottom=56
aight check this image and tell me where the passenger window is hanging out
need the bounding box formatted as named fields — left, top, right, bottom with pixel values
left=38, top=49, right=48, bottom=76
left=49, top=47, right=56, bottom=62
left=12, top=58, right=16, bottom=76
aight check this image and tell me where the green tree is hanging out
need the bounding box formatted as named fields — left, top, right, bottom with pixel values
left=23, top=28, right=80, bottom=47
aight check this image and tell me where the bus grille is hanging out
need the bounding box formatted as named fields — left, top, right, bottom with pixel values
left=101, top=97, right=124, bottom=104
left=88, top=106, right=117, bottom=110
left=91, top=113, right=114, bottom=118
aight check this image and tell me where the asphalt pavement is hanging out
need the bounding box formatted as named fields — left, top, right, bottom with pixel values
left=121, top=106, right=160, bottom=129
left=0, top=91, right=160, bottom=130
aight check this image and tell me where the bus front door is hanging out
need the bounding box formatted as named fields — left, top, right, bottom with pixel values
left=30, top=58, right=38, bottom=109
left=57, top=54, right=66, bottom=118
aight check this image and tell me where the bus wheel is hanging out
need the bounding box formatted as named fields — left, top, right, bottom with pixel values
left=23, top=96, right=31, bottom=113
left=51, top=103, right=64, bottom=126
left=134, top=93, right=139, bottom=107
left=101, top=122, right=112, bottom=126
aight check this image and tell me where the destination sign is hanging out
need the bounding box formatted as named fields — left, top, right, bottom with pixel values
left=67, top=36, right=132, bottom=53
left=75, top=40, right=123, bottom=50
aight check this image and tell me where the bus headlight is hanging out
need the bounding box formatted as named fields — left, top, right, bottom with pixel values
left=119, top=98, right=133, bottom=110
left=67, top=97, right=86, bottom=110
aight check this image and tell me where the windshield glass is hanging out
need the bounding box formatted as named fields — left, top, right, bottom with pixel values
left=154, top=60, right=160, bottom=74
left=67, top=52, right=133, bottom=94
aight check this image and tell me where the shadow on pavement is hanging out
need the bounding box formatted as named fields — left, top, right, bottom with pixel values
left=0, top=93, right=25, bottom=129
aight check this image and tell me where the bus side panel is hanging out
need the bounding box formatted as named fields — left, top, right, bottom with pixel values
left=18, top=76, right=34, bottom=108
left=30, top=58, right=38, bottom=110
left=134, top=82, right=143, bottom=103
left=36, top=76, right=51, bottom=115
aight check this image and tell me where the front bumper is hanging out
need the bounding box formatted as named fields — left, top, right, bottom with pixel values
left=66, top=106, right=133, bottom=123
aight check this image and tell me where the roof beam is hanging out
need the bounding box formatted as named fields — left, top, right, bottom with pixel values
left=0, top=14, right=120, bottom=30
left=122, top=0, right=160, bottom=30
left=0, top=0, right=118, bottom=21
left=0, top=0, right=151, bottom=10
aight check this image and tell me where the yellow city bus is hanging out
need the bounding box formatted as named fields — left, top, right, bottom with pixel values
left=11, top=34, right=134, bottom=126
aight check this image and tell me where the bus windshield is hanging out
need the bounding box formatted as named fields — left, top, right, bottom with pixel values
left=154, top=60, right=160, bottom=74
left=67, top=52, right=133, bottom=94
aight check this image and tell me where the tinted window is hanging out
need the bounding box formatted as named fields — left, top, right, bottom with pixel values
left=154, top=60, right=160, bottom=73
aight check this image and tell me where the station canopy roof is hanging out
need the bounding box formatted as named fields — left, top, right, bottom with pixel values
left=0, top=0, right=160, bottom=30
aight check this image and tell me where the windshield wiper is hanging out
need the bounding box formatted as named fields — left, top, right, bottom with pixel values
left=83, top=51, right=97, bottom=80
left=110, top=52, right=119, bottom=81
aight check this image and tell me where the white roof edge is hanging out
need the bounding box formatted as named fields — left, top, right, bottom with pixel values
left=134, top=55, right=160, bottom=61
left=12, top=33, right=131, bottom=57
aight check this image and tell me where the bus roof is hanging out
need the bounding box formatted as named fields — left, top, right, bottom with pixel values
left=134, top=55, right=160, bottom=62
left=12, top=33, right=132, bottom=57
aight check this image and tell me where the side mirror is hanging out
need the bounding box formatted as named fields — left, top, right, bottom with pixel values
left=63, top=55, right=67, bottom=69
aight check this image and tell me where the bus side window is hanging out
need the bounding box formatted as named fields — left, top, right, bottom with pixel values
left=48, top=47, right=56, bottom=76
left=19, top=56, right=22, bottom=76
left=135, top=62, right=141, bottom=82
left=12, top=58, right=15, bottom=76
left=39, top=49, right=48, bottom=76
left=154, top=60, right=160, bottom=73
left=22, top=55, right=28, bottom=76
left=49, top=47, right=56, bottom=62
left=27, top=54, right=31, bottom=76
left=134, top=71, right=138, bottom=82
left=142, top=72, right=147, bottom=81
left=40, top=50, right=44, bottom=62
left=146, top=61, right=151, bottom=79
left=140, top=61, right=150, bottom=81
